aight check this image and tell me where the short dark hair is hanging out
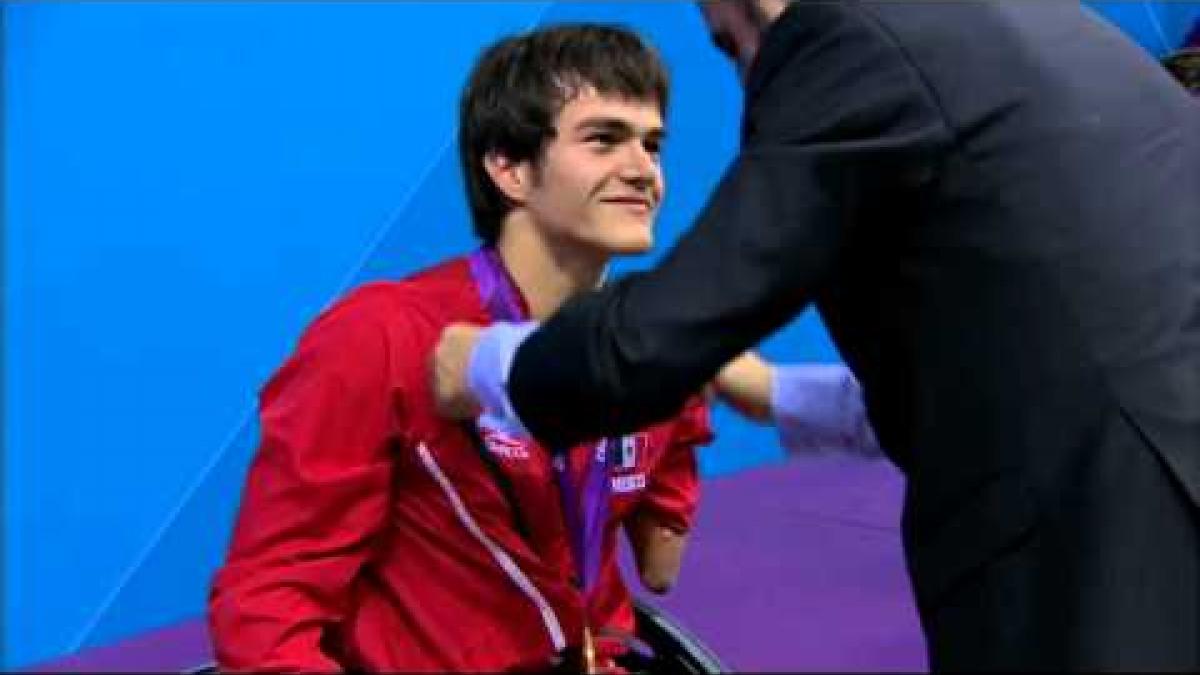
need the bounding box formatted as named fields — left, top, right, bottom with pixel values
left=458, top=24, right=670, bottom=245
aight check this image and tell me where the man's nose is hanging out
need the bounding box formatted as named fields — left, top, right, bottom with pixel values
left=618, top=143, right=659, bottom=188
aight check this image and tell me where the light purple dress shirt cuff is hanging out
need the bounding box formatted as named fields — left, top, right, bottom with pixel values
left=467, top=321, right=539, bottom=438
left=771, top=364, right=883, bottom=458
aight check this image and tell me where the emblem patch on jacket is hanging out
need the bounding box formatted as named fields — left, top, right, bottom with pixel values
left=481, top=428, right=530, bottom=460
left=618, top=433, right=647, bottom=470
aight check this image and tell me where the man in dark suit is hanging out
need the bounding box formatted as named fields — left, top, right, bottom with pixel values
left=433, top=1, right=1200, bottom=669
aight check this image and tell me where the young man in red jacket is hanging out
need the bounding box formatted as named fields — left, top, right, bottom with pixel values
left=208, top=24, right=711, bottom=672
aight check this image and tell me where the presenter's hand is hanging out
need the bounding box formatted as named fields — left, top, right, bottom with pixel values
left=432, top=323, right=484, bottom=420
left=714, top=351, right=775, bottom=423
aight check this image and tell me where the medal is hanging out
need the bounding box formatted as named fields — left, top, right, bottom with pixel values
left=582, top=624, right=597, bottom=674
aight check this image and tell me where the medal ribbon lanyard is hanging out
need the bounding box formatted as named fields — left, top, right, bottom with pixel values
left=468, top=247, right=613, bottom=669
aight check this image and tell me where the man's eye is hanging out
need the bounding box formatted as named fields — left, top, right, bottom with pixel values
left=586, top=134, right=619, bottom=146
left=644, top=139, right=662, bottom=156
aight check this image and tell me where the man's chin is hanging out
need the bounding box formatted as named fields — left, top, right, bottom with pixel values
left=606, top=236, right=654, bottom=255
left=584, top=221, right=655, bottom=256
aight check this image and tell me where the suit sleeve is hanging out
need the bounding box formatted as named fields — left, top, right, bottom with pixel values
left=208, top=291, right=405, bottom=672
left=508, top=7, right=953, bottom=449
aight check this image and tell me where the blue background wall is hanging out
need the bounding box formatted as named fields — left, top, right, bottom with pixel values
left=4, top=1, right=1197, bottom=669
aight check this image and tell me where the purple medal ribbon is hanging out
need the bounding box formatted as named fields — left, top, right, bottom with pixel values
left=468, top=247, right=614, bottom=595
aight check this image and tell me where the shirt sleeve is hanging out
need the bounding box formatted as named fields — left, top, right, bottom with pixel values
left=208, top=289, right=405, bottom=672
left=635, top=398, right=713, bottom=533
left=772, top=363, right=883, bottom=457
left=468, top=320, right=538, bottom=438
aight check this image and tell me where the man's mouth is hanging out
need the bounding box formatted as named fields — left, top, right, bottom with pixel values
left=601, top=197, right=655, bottom=212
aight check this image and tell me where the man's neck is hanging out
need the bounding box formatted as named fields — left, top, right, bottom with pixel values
left=494, top=218, right=608, bottom=320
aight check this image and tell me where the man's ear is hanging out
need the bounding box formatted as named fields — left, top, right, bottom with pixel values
left=483, top=151, right=532, bottom=205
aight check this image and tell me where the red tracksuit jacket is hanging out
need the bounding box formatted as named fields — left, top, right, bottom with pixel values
left=208, top=256, right=712, bottom=672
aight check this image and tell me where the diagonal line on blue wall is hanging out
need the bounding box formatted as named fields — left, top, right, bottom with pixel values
left=1142, top=0, right=1172, bottom=54
left=64, top=2, right=558, bottom=655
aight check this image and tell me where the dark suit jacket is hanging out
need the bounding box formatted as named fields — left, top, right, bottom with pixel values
left=509, top=1, right=1199, bottom=667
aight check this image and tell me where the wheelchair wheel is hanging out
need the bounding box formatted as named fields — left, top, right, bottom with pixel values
left=185, top=598, right=727, bottom=674
left=627, top=597, right=727, bottom=674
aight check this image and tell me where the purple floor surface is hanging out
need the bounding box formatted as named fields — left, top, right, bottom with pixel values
left=624, top=455, right=926, bottom=672
left=33, top=456, right=927, bottom=672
